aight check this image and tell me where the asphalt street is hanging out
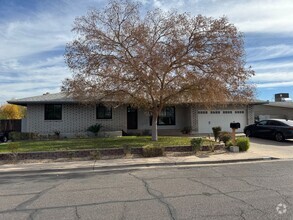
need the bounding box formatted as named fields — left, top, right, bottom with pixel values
left=0, top=160, right=292, bottom=220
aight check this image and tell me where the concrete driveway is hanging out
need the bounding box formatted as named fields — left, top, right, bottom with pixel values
left=249, top=137, right=293, bottom=159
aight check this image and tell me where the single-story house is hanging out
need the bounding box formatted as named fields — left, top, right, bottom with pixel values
left=8, top=92, right=264, bottom=137
left=254, top=102, right=293, bottom=121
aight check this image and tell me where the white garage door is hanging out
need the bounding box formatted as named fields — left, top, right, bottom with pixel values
left=198, top=109, right=246, bottom=133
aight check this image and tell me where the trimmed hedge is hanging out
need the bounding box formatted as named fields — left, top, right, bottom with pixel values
left=219, top=132, right=232, bottom=145
left=190, top=138, right=203, bottom=152
left=9, top=132, right=37, bottom=141
left=142, top=145, right=164, bottom=157
left=236, top=137, right=250, bottom=151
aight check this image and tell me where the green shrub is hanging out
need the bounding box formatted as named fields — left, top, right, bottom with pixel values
left=219, top=132, right=232, bottom=144
left=87, top=124, right=102, bottom=136
left=236, top=137, right=250, bottom=151
left=9, top=132, right=37, bottom=141
left=212, top=126, right=222, bottom=142
left=142, top=144, right=164, bottom=157
left=190, top=138, right=203, bottom=152
left=181, top=126, right=192, bottom=134
left=226, top=140, right=233, bottom=147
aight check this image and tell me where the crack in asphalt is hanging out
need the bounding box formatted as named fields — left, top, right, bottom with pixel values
left=27, top=209, right=38, bottom=220
left=187, top=177, right=265, bottom=216
left=0, top=188, right=268, bottom=216
left=129, top=172, right=177, bottom=220
left=0, top=192, right=39, bottom=197
left=75, top=206, right=81, bottom=220
left=13, top=179, right=67, bottom=215
left=239, top=209, right=246, bottom=220
left=1, top=162, right=293, bottom=219
left=233, top=176, right=292, bottom=206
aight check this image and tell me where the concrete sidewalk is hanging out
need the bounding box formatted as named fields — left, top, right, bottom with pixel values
left=0, top=150, right=280, bottom=174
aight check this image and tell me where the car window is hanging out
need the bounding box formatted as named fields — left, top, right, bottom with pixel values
left=258, top=120, right=268, bottom=126
left=268, top=120, right=286, bottom=126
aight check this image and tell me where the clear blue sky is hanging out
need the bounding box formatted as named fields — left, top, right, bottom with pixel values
left=0, top=0, right=293, bottom=104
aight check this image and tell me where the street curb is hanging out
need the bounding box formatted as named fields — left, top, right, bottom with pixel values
left=0, top=157, right=279, bottom=175
left=92, top=157, right=279, bottom=170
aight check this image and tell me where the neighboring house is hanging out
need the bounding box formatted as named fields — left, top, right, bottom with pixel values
left=253, top=93, right=293, bottom=121
left=254, top=102, right=293, bottom=121
left=8, top=92, right=263, bottom=136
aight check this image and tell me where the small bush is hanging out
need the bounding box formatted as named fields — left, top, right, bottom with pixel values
left=90, top=150, right=101, bottom=160
left=212, top=126, right=222, bottom=142
left=9, top=132, right=37, bottom=141
left=8, top=142, right=20, bottom=162
left=123, top=145, right=131, bottom=155
left=190, top=138, right=203, bottom=152
left=87, top=124, right=102, bottom=136
left=219, top=132, right=232, bottom=144
left=142, top=144, right=164, bottom=157
left=202, top=138, right=216, bottom=151
left=236, top=137, right=250, bottom=151
left=226, top=140, right=233, bottom=147
left=181, top=126, right=192, bottom=134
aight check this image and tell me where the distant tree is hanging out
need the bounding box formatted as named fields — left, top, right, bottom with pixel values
left=0, top=104, right=26, bottom=119
left=63, top=0, right=254, bottom=141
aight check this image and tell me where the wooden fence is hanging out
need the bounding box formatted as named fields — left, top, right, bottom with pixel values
left=0, top=119, right=21, bottom=132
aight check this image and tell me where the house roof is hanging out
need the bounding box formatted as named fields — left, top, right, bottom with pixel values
left=7, top=92, right=267, bottom=106
left=264, top=102, right=293, bottom=109
left=7, top=93, right=75, bottom=106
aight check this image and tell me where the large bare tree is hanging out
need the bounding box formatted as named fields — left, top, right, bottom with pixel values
left=63, top=0, right=254, bottom=141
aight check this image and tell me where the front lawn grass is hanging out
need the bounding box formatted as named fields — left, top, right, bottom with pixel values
left=0, top=136, right=191, bottom=153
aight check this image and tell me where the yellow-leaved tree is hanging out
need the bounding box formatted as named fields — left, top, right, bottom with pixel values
left=0, top=104, right=26, bottom=119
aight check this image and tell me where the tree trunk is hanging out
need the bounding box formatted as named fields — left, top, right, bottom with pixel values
left=151, top=111, right=158, bottom=141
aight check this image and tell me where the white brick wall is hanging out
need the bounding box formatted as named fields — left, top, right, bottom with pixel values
left=25, top=103, right=254, bottom=136
left=190, top=105, right=198, bottom=132
left=26, top=104, right=127, bottom=135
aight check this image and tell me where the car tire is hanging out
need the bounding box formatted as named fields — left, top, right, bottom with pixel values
left=245, top=129, right=252, bottom=137
left=275, top=132, right=284, bottom=142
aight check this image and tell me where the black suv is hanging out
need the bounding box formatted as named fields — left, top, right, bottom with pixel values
left=244, top=119, right=293, bottom=142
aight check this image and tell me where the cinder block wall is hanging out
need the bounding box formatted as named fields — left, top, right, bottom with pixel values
left=26, top=104, right=127, bottom=136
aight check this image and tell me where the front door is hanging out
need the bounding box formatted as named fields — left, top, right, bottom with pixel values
left=127, top=107, right=138, bottom=129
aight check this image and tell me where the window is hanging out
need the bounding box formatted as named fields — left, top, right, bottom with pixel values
left=235, top=110, right=245, bottom=114
left=96, top=104, right=112, bottom=119
left=211, top=111, right=220, bottom=114
left=198, top=111, right=208, bottom=114
left=223, top=111, right=232, bottom=114
left=150, top=106, right=175, bottom=125
left=45, top=104, right=62, bottom=120
left=268, top=120, right=285, bottom=126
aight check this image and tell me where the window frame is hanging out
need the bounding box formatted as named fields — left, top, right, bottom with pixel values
left=150, top=106, right=176, bottom=126
left=96, top=104, right=112, bottom=119
left=44, top=104, right=62, bottom=121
